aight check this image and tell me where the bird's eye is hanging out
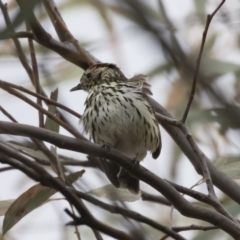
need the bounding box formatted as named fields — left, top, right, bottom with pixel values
left=86, top=73, right=92, bottom=78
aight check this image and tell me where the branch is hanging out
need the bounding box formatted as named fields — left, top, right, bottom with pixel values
left=0, top=105, right=64, bottom=175
left=156, top=113, right=217, bottom=201
left=0, top=79, right=82, bottom=119
left=0, top=144, right=133, bottom=240
left=166, top=180, right=238, bottom=224
left=73, top=190, right=185, bottom=239
left=160, top=224, right=217, bottom=240
left=16, top=0, right=98, bottom=68
left=141, top=191, right=171, bottom=206
left=0, top=1, right=33, bottom=80
left=42, top=0, right=95, bottom=66
left=150, top=98, right=240, bottom=206
left=0, top=166, right=15, bottom=172
left=0, top=121, right=240, bottom=238
left=0, top=83, right=84, bottom=140
left=0, top=1, right=84, bottom=138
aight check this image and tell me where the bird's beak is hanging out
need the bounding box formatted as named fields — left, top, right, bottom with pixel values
left=70, top=83, right=82, bottom=92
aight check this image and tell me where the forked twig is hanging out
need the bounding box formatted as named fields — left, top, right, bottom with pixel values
left=160, top=224, right=217, bottom=240
left=181, top=0, right=226, bottom=123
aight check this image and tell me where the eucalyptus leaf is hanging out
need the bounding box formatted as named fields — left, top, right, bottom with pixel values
left=4, top=141, right=49, bottom=161
left=201, top=58, right=240, bottom=75
left=2, top=170, right=84, bottom=235
left=189, top=106, right=240, bottom=132
left=50, top=145, right=65, bottom=180
left=87, top=184, right=141, bottom=202
left=44, top=88, right=59, bottom=133
left=213, top=156, right=240, bottom=179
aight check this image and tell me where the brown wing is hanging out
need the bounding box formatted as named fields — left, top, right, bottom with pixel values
left=129, top=74, right=152, bottom=95
left=129, top=74, right=162, bottom=159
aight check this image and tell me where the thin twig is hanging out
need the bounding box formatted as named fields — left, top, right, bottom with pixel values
left=0, top=105, right=62, bottom=175
left=69, top=204, right=81, bottom=240
left=181, top=0, right=226, bottom=123
left=0, top=80, right=82, bottom=119
left=0, top=1, right=33, bottom=80
left=150, top=97, right=240, bottom=208
left=26, top=24, right=44, bottom=128
left=0, top=105, right=17, bottom=122
left=0, top=1, right=85, bottom=139
left=0, top=84, right=85, bottom=140
left=141, top=191, right=171, bottom=206
left=42, top=0, right=94, bottom=66
left=156, top=113, right=217, bottom=200
left=166, top=180, right=238, bottom=225
left=73, top=190, right=184, bottom=239
left=156, top=113, right=238, bottom=224
left=160, top=224, right=217, bottom=240
left=0, top=166, right=15, bottom=172
left=0, top=84, right=83, bottom=174
left=4, top=140, right=98, bottom=167
left=92, top=229, right=103, bottom=240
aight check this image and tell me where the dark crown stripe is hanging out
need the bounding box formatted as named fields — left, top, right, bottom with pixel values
left=88, top=63, right=117, bottom=70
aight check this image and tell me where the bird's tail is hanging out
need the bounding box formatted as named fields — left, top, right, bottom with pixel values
left=118, top=168, right=139, bottom=195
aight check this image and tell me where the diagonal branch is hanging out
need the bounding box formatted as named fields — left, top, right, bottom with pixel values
left=0, top=147, right=132, bottom=240
left=0, top=121, right=240, bottom=238
left=42, top=0, right=94, bottom=66
left=73, top=190, right=185, bottom=239
left=0, top=83, right=85, bottom=140
left=0, top=79, right=82, bottom=119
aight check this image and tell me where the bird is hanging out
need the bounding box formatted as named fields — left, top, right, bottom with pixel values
left=70, top=63, right=161, bottom=194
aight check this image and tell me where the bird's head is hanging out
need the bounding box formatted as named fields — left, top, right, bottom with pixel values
left=70, top=63, right=126, bottom=93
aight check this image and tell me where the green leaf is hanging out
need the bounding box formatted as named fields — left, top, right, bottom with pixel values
left=217, top=162, right=240, bottom=179
left=194, top=0, right=207, bottom=13
left=189, top=106, right=240, bottom=132
left=50, top=145, right=65, bottom=180
left=4, top=141, right=49, bottom=161
left=204, top=33, right=217, bottom=52
left=0, top=198, right=63, bottom=217
left=87, top=184, right=141, bottom=202
left=213, top=156, right=240, bottom=179
left=0, top=200, right=15, bottom=216
left=193, top=0, right=207, bottom=24
left=108, top=3, right=162, bottom=28
left=44, top=88, right=59, bottom=133
left=2, top=170, right=85, bottom=235
left=147, top=63, right=173, bottom=78
left=200, top=58, right=240, bottom=76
